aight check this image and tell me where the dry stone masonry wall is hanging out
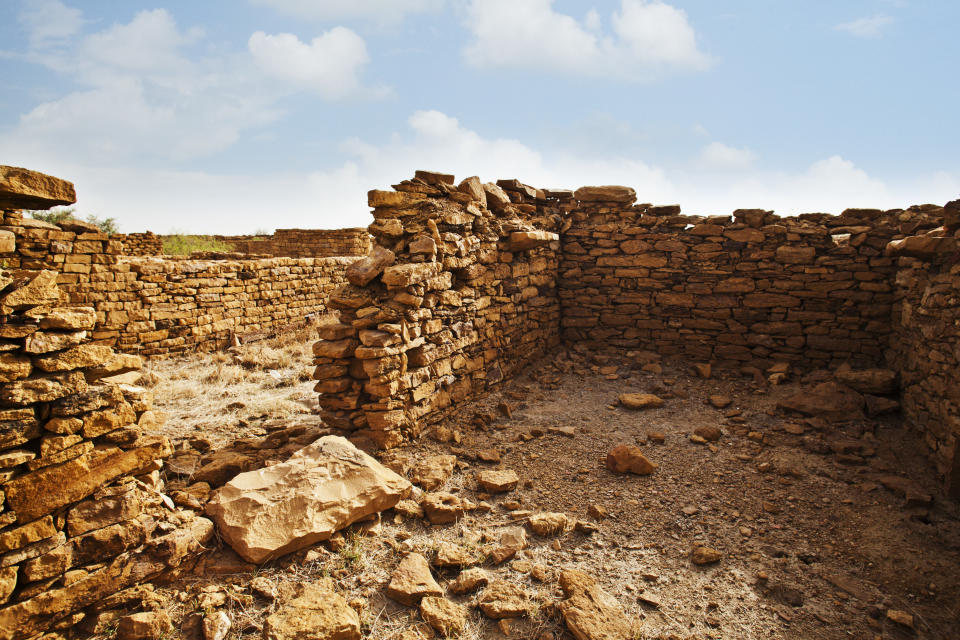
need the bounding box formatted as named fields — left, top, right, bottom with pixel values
left=887, top=200, right=960, bottom=495
left=69, top=256, right=354, bottom=356
left=560, top=190, right=921, bottom=371
left=117, top=232, right=162, bottom=256
left=311, top=171, right=561, bottom=448
left=0, top=270, right=212, bottom=638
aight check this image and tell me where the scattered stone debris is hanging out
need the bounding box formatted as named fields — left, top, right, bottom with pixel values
left=618, top=393, right=664, bottom=410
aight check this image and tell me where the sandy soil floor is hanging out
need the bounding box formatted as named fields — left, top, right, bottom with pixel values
left=126, top=335, right=959, bottom=640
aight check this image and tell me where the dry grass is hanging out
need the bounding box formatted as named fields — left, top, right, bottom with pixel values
left=140, top=323, right=319, bottom=448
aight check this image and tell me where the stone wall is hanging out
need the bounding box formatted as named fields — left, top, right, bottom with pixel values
left=69, top=256, right=355, bottom=356
left=560, top=190, right=942, bottom=373
left=117, top=231, right=162, bottom=256
left=207, top=228, right=371, bottom=258
left=312, top=172, right=561, bottom=447
left=0, top=269, right=212, bottom=638
left=1, top=210, right=357, bottom=357
left=887, top=200, right=960, bottom=496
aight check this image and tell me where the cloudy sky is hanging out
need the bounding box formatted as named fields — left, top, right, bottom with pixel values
left=1, top=0, right=958, bottom=233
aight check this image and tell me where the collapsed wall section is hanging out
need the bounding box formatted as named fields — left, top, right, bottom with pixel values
left=560, top=189, right=934, bottom=372
left=312, top=172, right=561, bottom=447
left=0, top=269, right=212, bottom=638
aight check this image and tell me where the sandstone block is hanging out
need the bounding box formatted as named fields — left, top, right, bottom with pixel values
left=0, top=166, right=76, bottom=210
left=605, top=445, right=657, bottom=475
left=476, top=469, right=519, bottom=493
left=386, top=552, right=443, bottom=606
left=346, top=245, right=395, bottom=287
left=205, top=436, right=411, bottom=563
left=4, top=436, right=171, bottom=523
left=382, top=262, right=441, bottom=287
left=573, top=186, right=637, bottom=204
left=263, top=579, right=360, bottom=640
left=558, top=570, right=634, bottom=640
left=0, top=270, right=60, bottom=311
left=420, top=596, right=467, bottom=636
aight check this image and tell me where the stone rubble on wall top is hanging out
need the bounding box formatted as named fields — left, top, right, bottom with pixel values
left=572, top=185, right=637, bottom=204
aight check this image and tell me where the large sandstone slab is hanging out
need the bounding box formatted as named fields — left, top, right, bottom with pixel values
left=0, top=166, right=76, bottom=210
left=573, top=186, right=637, bottom=204
left=206, top=436, right=411, bottom=563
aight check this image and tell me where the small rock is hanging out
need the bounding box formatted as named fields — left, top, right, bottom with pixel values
left=691, top=546, right=723, bottom=565
left=528, top=512, right=568, bottom=536
left=476, top=469, right=519, bottom=493
left=421, top=493, right=470, bottom=524
left=478, top=581, right=530, bottom=619
left=605, top=445, right=657, bottom=475
left=419, top=596, right=467, bottom=636
left=647, top=432, right=665, bottom=444
left=587, top=505, right=607, bottom=520
left=709, top=395, right=732, bottom=409
left=202, top=611, right=231, bottom=640
left=694, top=363, right=712, bottom=378
left=449, top=568, right=489, bottom=594
left=249, top=576, right=276, bottom=600
left=116, top=612, right=172, bottom=640
left=477, top=448, right=501, bottom=463
left=619, top=393, right=664, bottom=410
left=386, top=553, right=443, bottom=606
left=409, top=455, right=457, bottom=491
left=694, top=425, right=722, bottom=442
left=433, top=542, right=478, bottom=568
left=886, top=609, right=914, bottom=629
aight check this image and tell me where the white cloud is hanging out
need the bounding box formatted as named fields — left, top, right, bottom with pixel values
left=18, top=0, right=84, bottom=50
left=697, top=142, right=755, bottom=170
left=463, top=0, right=710, bottom=80
left=835, top=14, right=894, bottom=38
left=249, top=0, right=444, bottom=22
left=249, top=29, right=378, bottom=99
left=0, top=6, right=383, bottom=166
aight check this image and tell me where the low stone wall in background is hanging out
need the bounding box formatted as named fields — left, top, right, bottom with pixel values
left=71, top=256, right=356, bottom=356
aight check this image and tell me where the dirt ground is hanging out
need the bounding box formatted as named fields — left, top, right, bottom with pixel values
left=130, top=331, right=960, bottom=640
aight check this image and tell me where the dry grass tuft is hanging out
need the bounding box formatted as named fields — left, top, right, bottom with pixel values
left=143, top=323, right=320, bottom=448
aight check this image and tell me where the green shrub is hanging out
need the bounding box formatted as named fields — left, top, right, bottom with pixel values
left=29, top=207, right=119, bottom=234
left=161, top=234, right=231, bottom=255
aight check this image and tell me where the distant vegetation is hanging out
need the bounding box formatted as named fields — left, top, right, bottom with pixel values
left=29, top=206, right=119, bottom=234
left=162, top=233, right=231, bottom=255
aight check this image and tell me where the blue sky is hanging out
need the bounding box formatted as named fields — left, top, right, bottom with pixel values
left=1, top=0, right=958, bottom=233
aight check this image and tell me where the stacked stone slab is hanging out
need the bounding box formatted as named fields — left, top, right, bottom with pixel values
left=560, top=192, right=926, bottom=372
left=117, top=232, right=162, bottom=256
left=312, top=171, right=561, bottom=447
left=0, top=270, right=213, bottom=638
left=887, top=199, right=960, bottom=497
